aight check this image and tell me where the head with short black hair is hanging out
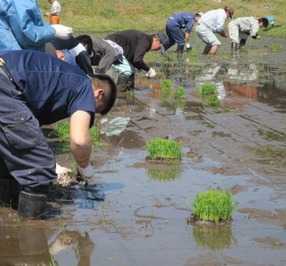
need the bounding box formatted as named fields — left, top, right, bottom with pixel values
left=90, top=74, right=117, bottom=115
left=75, top=35, right=93, bottom=55
left=258, top=18, right=269, bottom=28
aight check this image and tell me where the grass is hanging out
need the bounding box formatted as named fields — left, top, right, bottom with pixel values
left=54, top=121, right=101, bottom=145
left=196, top=83, right=220, bottom=107
left=38, top=0, right=286, bottom=37
left=189, top=189, right=236, bottom=223
left=146, top=138, right=182, bottom=160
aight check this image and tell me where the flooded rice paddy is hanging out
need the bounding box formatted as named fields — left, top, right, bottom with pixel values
left=1, top=36, right=286, bottom=265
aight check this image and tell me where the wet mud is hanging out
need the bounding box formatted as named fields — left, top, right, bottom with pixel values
left=1, top=36, right=286, bottom=265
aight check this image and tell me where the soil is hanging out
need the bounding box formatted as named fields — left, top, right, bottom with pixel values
left=1, top=36, right=286, bottom=266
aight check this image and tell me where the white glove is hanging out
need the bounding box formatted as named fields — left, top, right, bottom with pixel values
left=145, top=68, right=156, bottom=78
left=51, top=24, right=73, bottom=40
left=77, top=164, right=95, bottom=179
left=55, top=163, right=72, bottom=179
left=185, top=43, right=191, bottom=49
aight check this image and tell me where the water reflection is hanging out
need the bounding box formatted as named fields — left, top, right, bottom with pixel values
left=50, top=230, right=95, bottom=266
left=147, top=164, right=182, bottom=181
left=0, top=221, right=52, bottom=265
left=192, top=224, right=236, bottom=251
left=0, top=219, right=95, bottom=266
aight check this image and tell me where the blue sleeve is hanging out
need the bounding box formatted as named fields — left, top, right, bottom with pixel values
left=7, top=0, right=55, bottom=50
left=184, top=13, right=195, bottom=33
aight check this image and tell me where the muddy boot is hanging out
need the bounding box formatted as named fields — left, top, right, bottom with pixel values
left=126, top=73, right=135, bottom=91
left=18, top=190, right=47, bottom=219
left=231, top=42, right=239, bottom=50
left=176, top=45, right=184, bottom=53
left=117, top=74, right=134, bottom=92
left=0, top=178, right=20, bottom=209
left=239, top=39, right=247, bottom=48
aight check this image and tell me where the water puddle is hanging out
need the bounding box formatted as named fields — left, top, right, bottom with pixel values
left=1, top=36, right=286, bottom=265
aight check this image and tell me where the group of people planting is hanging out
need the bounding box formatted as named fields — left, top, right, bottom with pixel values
left=0, top=0, right=270, bottom=218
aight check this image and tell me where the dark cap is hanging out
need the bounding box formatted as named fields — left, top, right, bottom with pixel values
left=157, top=32, right=169, bottom=55
left=225, top=6, right=234, bottom=18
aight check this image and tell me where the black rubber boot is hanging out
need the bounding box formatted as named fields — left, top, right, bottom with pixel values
left=176, top=45, right=184, bottom=53
left=18, top=190, right=47, bottom=219
left=117, top=74, right=134, bottom=92
left=0, top=178, right=20, bottom=209
left=127, top=73, right=135, bottom=91
left=231, top=42, right=239, bottom=50
left=239, top=39, right=247, bottom=48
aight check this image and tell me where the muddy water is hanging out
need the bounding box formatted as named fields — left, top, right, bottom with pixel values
left=1, top=36, right=286, bottom=266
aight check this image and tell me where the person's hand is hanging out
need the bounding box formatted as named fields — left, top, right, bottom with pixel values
left=56, top=163, right=72, bottom=178
left=77, top=164, right=96, bottom=180
left=145, top=68, right=156, bottom=78
left=185, top=43, right=192, bottom=50
left=256, top=35, right=261, bottom=39
left=51, top=24, right=73, bottom=40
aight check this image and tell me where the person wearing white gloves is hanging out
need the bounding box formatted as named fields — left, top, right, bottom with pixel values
left=0, top=0, right=73, bottom=51
left=105, top=30, right=169, bottom=91
left=165, top=11, right=202, bottom=53
left=0, top=50, right=116, bottom=218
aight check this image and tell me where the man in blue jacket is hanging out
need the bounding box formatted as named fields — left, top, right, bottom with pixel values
left=166, top=11, right=202, bottom=53
left=0, top=50, right=117, bottom=219
left=0, top=0, right=73, bottom=51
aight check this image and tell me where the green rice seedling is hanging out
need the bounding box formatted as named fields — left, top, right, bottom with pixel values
left=89, top=126, right=101, bottom=146
left=203, top=95, right=220, bottom=107
left=55, top=121, right=70, bottom=141
left=196, top=83, right=220, bottom=107
left=55, top=121, right=101, bottom=145
left=190, top=189, right=236, bottom=223
left=188, top=48, right=198, bottom=56
left=196, top=83, right=217, bottom=96
left=175, top=86, right=186, bottom=100
left=146, top=138, right=182, bottom=160
left=269, top=44, right=282, bottom=52
left=161, top=79, right=173, bottom=99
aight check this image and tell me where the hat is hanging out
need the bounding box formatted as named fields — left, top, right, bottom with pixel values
left=225, top=6, right=234, bottom=18
left=157, top=32, right=169, bottom=55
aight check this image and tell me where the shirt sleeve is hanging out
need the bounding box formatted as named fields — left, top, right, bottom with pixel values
left=132, top=40, right=150, bottom=71
left=10, top=0, right=55, bottom=47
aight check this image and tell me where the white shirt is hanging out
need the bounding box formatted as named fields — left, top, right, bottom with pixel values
left=199, top=9, right=227, bottom=33
left=51, top=0, right=61, bottom=15
left=234, top=17, right=259, bottom=37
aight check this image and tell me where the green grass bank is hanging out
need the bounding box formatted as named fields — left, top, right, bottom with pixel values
left=39, top=0, right=286, bottom=37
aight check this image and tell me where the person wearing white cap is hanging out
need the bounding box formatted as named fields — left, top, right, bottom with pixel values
left=195, top=6, right=234, bottom=54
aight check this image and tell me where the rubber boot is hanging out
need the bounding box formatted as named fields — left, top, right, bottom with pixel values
left=0, top=178, right=20, bottom=209
left=117, top=74, right=134, bottom=92
left=18, top=190, right=47, bottom=219
left=239, top=39, right=247, bottom=48
left=116, top=74, right=129, bottom=92
left=126, top=73, right=135, bottom=91
left=231, top=42, right=239, bottom=50
left=176, top=45, right=184, bottom=53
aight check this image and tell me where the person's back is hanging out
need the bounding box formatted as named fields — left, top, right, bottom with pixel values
left=105, top=30, right=151, bottom=64
left=199, top=8, right=226, bottom=32
left=170, top=11, right=196, bottom=29
left=0, top=50, right=94, bottom=125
